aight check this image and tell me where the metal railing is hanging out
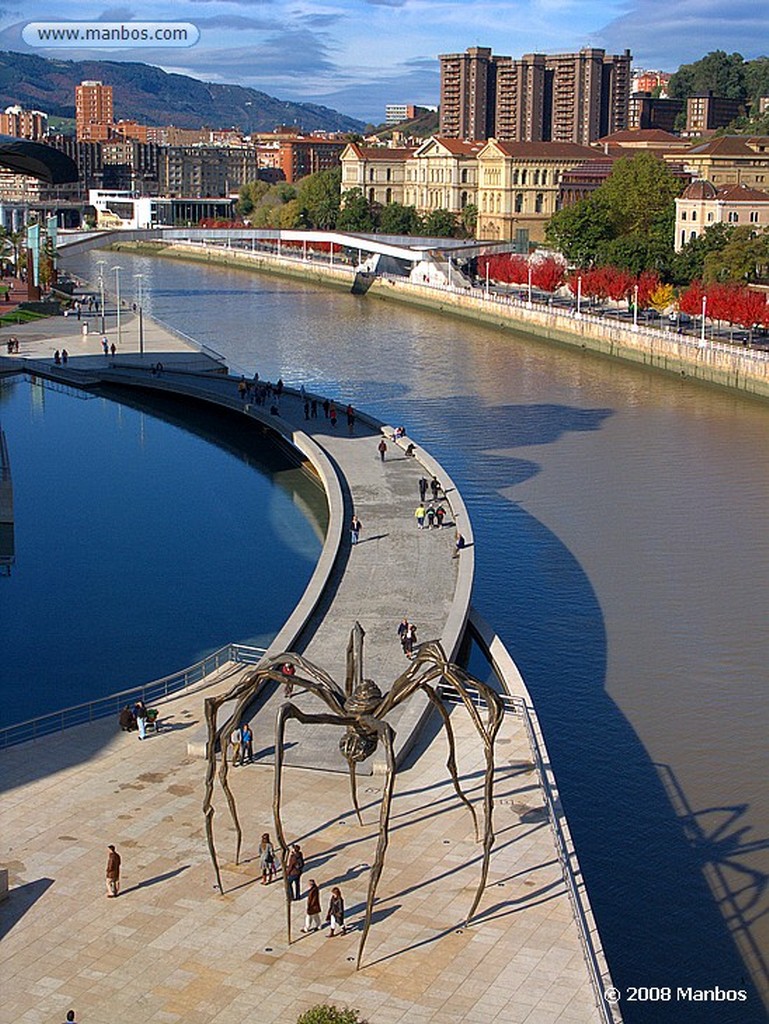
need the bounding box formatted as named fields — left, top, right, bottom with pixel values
left=440, top=684, right=621, bottom=1024
left=0, top=642, right=267, bottom=750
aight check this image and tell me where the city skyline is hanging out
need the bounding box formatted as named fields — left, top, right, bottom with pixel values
left=1, top=0, right=767, bottom=123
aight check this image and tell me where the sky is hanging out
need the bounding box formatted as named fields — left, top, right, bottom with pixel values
left=2, top=0, right=768, bottom=123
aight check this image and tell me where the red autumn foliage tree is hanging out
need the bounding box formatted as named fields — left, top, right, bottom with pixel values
left=531, top=256, right=566, bottom=293
left=678, top=280, right=707, bottom=317
left=635, top=270, right=660, bottom=309
left=603, top=266, right=634, bottom=303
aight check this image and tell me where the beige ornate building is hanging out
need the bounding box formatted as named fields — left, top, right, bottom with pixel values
left=340, top=144, right=416, bottom=205
left=675, top=136, right=769, bottom=189
left=403, top=137, right=484, bottom=214
left=674, top=180, right=769, bottom=251
left=475, top=139, right=598, bottom=241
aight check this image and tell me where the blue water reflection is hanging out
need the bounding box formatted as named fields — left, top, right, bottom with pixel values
left=0, top=376, right=325, bottom=727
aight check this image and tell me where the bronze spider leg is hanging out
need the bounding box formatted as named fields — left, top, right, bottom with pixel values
left=376, top=658, right=480, bottom=841
left=356, top=715, right=397, bottom=971
left=435, top=659, right=505, bottom=924
left=272, top=701, right=360, bottom=947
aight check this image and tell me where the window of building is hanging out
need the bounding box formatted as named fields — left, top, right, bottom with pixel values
left=691, top=210, right=696, bottom=220
left=750, top=210, right=759, bottom=222
left=681, top=211, right=686, bottom=220
left=461, top=168, right=468, bottom=183
left=515, top=192, right=523, bottom=213
left=512, top=170, right=519, bottom=185
left=385, top=187, right=392, bottom=204
left=691, top=230, right=697, bottom=241
left=533, top=169, right=539, bottom=185
left=728, top=211, right=739, bottom=222
left=386, top=168, right=391, bottom=182
left=535, top=192, right=544, bottom=213
left=521, top=169, right=527, bottom=185
left=460, top=191, right=467, bottom=209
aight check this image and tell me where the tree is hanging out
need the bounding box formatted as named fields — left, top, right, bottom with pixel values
left=297, top=168, right=342, bottom=229
left=530, top=255, right=565, bottom=293
left=237, top=180, right=270, bottom=217
left=745, top=57, right=769, bottom=112
left=669, top=51, right=747, bottom=103
left=670, top=222, right=735, bottom=284
left=423, top=208, right=459, bottom=237
left=599, top=152, right=683, bottom=239
left=545, top=195, right=613, bottom=266
left=278, top=199, right=304, bottom=229
left=378, top=202, right=422, bottom=235
left=703, top=228, right=769, bottom=283
left=336, top=188, right=374, bottom=232
left=296, top=1006, right=367, bottom=1024
left=649, top=282, right=676, bottom=314
left=460, top=203, right=478, bottom=237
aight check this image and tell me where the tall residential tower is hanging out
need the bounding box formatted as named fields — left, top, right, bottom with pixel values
left=439, top=46, right=632, bottom=145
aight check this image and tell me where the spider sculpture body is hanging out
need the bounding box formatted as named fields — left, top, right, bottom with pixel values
left=203, top=622, right=504, bottom=969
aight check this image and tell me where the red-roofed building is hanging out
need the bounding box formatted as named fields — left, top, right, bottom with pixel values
left=403, top=137, right=485, bottom=216
left=676, top=135, right=769, bottom=189
left=475, top=138, right=599, bottom=241
left=340, top=143, right=417, bottom=206
left=277, top=137, right=347, bottom=183
left=675, top=179, right=769, bottom=250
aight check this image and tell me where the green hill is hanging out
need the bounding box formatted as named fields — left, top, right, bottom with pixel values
left=0, top=51, right=364, bottom=134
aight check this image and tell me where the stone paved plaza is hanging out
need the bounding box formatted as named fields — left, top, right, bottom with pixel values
left=0, top=672, right=601, bottom=1024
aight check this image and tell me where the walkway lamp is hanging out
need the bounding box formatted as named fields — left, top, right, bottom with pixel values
left=701, top=295, right=707, bottom=347
left=112, top=266, right=122, bottom=350
left=134, top=273, right=145, bottom=356
left=633, top=284, right=639, bottom=330
left=576, top=274, right=582, bottom=316
left=485, top=260, right=489, bottom=297
left=96, top=258, right=106, bottom=333
left=527, top=262, right=532, bottom=307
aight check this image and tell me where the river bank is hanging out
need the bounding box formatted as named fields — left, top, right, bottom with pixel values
left=113, top=238, right=769, bottom=401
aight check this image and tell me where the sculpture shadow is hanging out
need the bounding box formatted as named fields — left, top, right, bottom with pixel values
left=0, top=878, right=55, bottom=939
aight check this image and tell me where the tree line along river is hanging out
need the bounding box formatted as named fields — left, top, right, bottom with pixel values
left=61, top=248, right=769, bottom=1023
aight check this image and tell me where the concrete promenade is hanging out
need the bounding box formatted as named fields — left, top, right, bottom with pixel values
left=0, top=302, right=609, bottom=1023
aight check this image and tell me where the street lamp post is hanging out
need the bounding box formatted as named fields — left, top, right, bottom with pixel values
left=576, top=274, right=582, bottom=316
left=96, top=259, right=106, bottom=333
left=112, top=266, right=122, bottom=350
left=527, top=262, right=532, bottom=307
left=134, top=273, right=144, bottom=356
left=701, top=295, right=707, bottom=347
left=633, top=284, right=639, bottom=330
left=485, top=260, right=489, bottom=297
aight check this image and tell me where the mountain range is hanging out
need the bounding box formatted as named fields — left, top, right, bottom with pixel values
left=0, top=51, right=365, bottom=134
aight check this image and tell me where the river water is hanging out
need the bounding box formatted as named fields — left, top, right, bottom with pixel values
left=64, top=250, right=769, bottom=1023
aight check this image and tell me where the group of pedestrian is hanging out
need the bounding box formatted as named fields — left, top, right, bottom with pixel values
left=397, top=617, right=419, bottom=659
left=414, top=502, right=447, bottom=530
left=229, top=721, right=254, bottom=765
left=255, top=836, right=344, bottom=933
left=53, top=349, right=69, bottom=365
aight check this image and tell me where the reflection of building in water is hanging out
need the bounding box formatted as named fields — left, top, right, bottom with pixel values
left=0, top=426, right=14, bottom=575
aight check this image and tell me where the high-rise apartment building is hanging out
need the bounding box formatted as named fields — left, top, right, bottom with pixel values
left=0, top=106, right=48, bottom=140
left=75, top=80, right=114, bottom=142
left=439, top=46, right=632, bottom=145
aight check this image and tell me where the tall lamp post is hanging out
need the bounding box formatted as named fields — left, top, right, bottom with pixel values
left=527, top=262, right=532, bottom=307
left=576, top=274, right=582, bottom=316
left=134, top=273, right=145, bottom=356
left=112, top=266, right=122, bottom=350
left=96, top=259, right=106, bottom=334
left=633, top=284, right=639, bottom=330
left=701, top=294, right=707, bottom=347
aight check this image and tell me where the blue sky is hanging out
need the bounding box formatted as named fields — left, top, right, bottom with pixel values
left=3, top=0, right=768, bottom=122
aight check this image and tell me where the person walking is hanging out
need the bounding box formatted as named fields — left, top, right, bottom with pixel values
left=435, top=505, right=446, bottom=529
left=286, top=843, right=304, bottom=900
left=414, top=504, right=426, bottom=529
left=377, top=437, right=387, bottom=462
left=350, top=514, right=362, bottom=545
left=106, top=844, right=121, bottom=897
left=325, top=886, right=345, bottom=936
left=281, top=662, right=296, bottom=697
left=259, top=833, right=277, bottom=885
left=134, top=700, right=148, bottom=740
left=453, top=532, right=466, bottom=559
left=405, top=622, right=418, bottom=659
left=302, top=879, right=322, bottom=932
left=430, top=476, right=441, bottom=501
left=418, top=476, right=428, bottom=502
left=329, top=403, right=337, bottom=429
left=346, top=404, right=355, bottom=435
left=426, top=505, right=436, bottom=529
left=241, top=722, right=253, bottom=764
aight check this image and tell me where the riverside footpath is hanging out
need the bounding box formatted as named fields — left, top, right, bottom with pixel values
left=0, top=302, right=613, bottom=1024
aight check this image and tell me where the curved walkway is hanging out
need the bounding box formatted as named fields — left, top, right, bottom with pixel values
left=0, top=307, right=475, bottom=773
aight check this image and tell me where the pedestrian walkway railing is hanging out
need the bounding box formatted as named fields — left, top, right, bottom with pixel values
left=440, top=684, right=622, bottom=1024
left=0, top=642, right=267, bottom=750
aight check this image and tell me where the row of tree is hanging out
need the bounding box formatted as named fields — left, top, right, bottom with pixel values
left=479, top=252, right=769, bottom=336
left=237, top=170, right=475, bottom=238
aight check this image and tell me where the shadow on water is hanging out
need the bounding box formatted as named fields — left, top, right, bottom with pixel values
left=384, top=396, right=768, bottom=1022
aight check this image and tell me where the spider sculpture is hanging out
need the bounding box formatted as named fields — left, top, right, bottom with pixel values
left=202, top=622, right=504, bottom=969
